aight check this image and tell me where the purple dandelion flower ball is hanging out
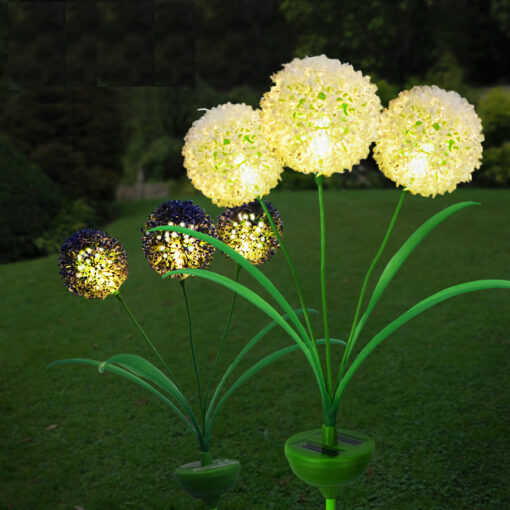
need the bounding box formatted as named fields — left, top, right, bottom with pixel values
left=59, top=229, right=128, bottom=300
left=216, top=200, right=282, bottom=265
left=142, top=200, right=216, bottom=280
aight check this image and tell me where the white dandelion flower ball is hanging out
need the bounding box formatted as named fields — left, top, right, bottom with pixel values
left=183, top=103, right=284, bottom=207
left=260, top=55, right=382, bottom=177
left=373, top=85, right=484, bottom=197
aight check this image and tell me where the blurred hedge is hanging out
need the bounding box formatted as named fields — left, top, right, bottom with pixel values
left=477, top=88, right=510, bottom=186
left=478, top=143, right=510, bottom=186
left=1, top=88, right=124, bottom=222
left=0, top=137, right=63, bottom=262
left=477, top=87, right=510, bottom=148
left=34, top=198, right=96, bottom=255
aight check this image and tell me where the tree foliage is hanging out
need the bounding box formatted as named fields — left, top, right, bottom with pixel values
left=196, top=0, right=295, bottom=89
left=477, top=87, right=510, bottom=147
left=0, top=136, right=63, bottom=262
left=1, top=87, right=124, bottom=220
left=479, top=142, right=510, bottom=186
left=0, top=0, right=509, bottom=262
left=281, top=0, right=509, bottom=86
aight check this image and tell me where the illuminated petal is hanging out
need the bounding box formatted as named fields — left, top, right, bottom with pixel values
left=183, top=103, right=284, bottom=207
left=216, top=201, right=282, bottom=265
left=59, top=229, right=128, bottom=300
left=373, top=85, right=484, bottom=197
left=260, top=55, right=382, bottom=176
left=142, top=200, right=216, bottom=280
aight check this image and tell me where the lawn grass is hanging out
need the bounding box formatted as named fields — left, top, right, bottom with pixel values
left=1, top=189, right=509, bottom=510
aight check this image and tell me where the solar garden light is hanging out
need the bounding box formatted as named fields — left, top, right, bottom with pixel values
left=162, top=55, right=510, bottom=509
left=50, top=199, right=324, bottom=509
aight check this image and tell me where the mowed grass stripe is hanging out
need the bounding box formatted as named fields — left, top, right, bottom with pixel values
left=1, top=189, right=509, bottom=509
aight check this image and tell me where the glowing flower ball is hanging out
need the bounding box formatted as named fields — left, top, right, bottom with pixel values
left=260, top=55, right=382, bottom=176
left=59, top=229, right=128, bottom=300
left=182, top=103, right=284, bottom=207
left=373, top=85, right=484, bottom=197
left=217, top=200, right=283, bottom=265
left=142, top=200, right=216, bottom=280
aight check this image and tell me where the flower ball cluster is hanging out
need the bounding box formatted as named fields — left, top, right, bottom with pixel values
left=59, top=229, right=128, bottom=300
left=142, top=200, right=216, bottom=280
left=373, top=85, right=484, bottom=197
left=216, top=201, right=282, bottom=265
left=260, top=55, right=382, bottom=177
left=182, top=103, right=284, bottom=207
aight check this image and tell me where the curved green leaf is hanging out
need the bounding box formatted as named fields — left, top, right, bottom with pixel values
left=163, top=268, right=327, bottom=401
left=149, top=225, right=312, bottom=347
left=336, top=190, right=405, bottom=391
left=48, top=358, right=198, bottom=435
left=317, top=338, right=346, bottom=346
left=258, top=198, right=317, bottom=352
left=342, top=201, right=480, bottom=373
left=205, top=308, right=319, bottom=424
left=100, top=354, right=199, bottom=434
left=208, top=339, right=346, bottom=432
left=334, top=279, right=510, bottom=408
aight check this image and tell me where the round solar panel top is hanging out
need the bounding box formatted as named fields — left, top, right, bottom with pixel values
left=285, top=428, right=374, bottom=500
left=175, top=458, right=240, bottom=508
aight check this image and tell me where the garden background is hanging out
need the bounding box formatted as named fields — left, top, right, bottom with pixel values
left=1, top=1, right=509, bottom=509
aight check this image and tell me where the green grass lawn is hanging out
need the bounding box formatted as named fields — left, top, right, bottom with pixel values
left=1, top=189, right=510, bottom=510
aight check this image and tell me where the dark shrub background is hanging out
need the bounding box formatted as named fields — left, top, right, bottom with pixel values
left=0, top=0, right=509, bottom=262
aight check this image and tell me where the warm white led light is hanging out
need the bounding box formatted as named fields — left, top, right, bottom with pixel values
left=260, top=55, right=382, bottom=176
left=374, top=86, right=484, bottom=197
left=183, top=103, right=284, bottom=207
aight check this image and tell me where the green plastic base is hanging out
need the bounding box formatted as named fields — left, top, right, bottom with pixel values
left=174, top=458, right=240, bottom=508
left=285, top=428, right=374, bottom=499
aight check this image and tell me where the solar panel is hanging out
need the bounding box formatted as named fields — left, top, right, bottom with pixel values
left=300, top=442, right=342, bottom=457
left=337, top=434, right=364, bottom=446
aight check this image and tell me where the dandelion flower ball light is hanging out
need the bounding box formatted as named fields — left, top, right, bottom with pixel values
left=59, top=229, right=128, bottom=300
left=373, top=85, right=484, bottom=197
left=183, top=103, right=284, bottom=207
left=217, top=200, right=283, bottom=265
left=260, top=55, right=382, bottom=176
left=142, top=200, right=216, bottom=280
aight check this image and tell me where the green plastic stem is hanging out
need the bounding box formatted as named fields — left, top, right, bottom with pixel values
left=322, top=424, right=338, bottom=447
left=200, top=450, right=212, bottom=467
left=203, top=264, right=241, bottom=411
left=258, top=196, right=331, bottom=410
left=316, top=175, right=332, bottom=397
left=326, top=498, right=336, bottom=510
left=336, top=189, right=406, bottom=387
left=114, top=291, right=181, bottom=390
left=151, top=224, right=326, bottom=397
left=257, top=197, right=318, bottom=352
left=204, top=309, right=320, bottom=440
left=180, top=280, right=205, bottom=431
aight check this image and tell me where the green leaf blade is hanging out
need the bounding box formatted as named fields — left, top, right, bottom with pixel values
left=163, top=268, right=328, bottom=401
left=149, top=225, right=311, bottom=345
left=101, top=353, right=198, bottom=431
left=205, top=308, right=319, bottom=425
left=48, top=358, right=198, bottom=435
left=164, top=268, right=315, bottom=362
left=347, top=201, right=480, bottom=363
left=368, top=202, right=480, bottom=312
left=334, top=279, right=510, bottom=408
left=209, top=338, right=346, bottom=430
